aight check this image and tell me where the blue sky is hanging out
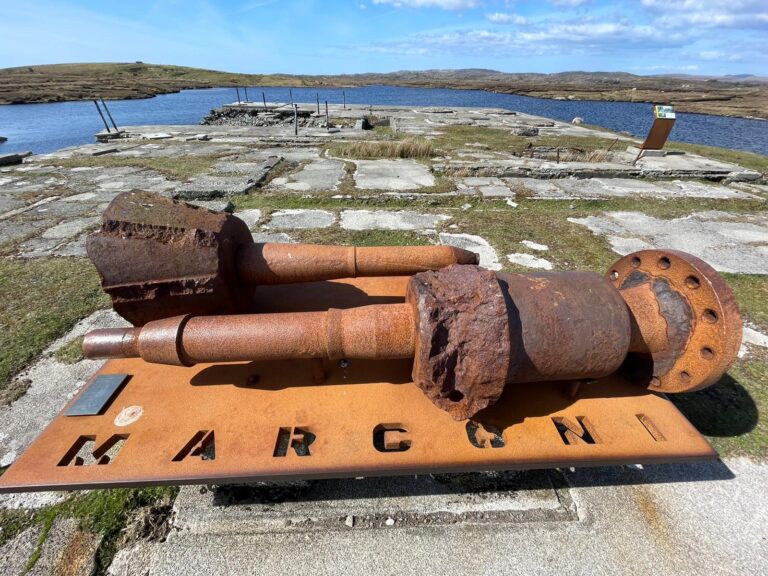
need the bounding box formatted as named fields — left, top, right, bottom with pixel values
left=1, top=1, right=766, bottom=76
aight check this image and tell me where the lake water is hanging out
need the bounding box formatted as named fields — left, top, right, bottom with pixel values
left=0, top=85, right=766, bottom=156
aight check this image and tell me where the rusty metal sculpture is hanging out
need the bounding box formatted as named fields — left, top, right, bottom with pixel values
left=85, top=249, right=742, bottom=420
left=87, top=190, right=478, bottom=326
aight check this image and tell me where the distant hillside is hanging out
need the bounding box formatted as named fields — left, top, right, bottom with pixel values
left=1, top=63, right=766, bottom=119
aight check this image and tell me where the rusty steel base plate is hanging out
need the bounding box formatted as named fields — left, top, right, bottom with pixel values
left=0, top=278, right=716, bottom=493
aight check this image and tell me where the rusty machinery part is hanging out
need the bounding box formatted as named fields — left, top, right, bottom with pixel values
left=83, top=304, right=416, bottom=367
left=83, top=251, right=742, bottom=420
left=86, top=190, right=478, bottom=326
left=607, top=249, right=742, bottom=394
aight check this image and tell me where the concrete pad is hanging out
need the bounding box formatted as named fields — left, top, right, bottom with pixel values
left=505, top=177, right=562, bottom=198
left=739, top=325, right=768, bottom=358
left=251, top=232, right=294, bottom=243
left=148, top=459, right=767, bottom=576
left=171, top=470, right=568, bottom=536
left=278, top=159, right=345, bottom=192
left=27, top=517, right=100, bottom=576
left=569, top=211, right=768, bottom=273
left=235, top=209, right=262, bottom=229
left=354, top=159, right=435, bottom=190
left=456, top=176, right=512, bottom=197
left=520, top=240, right=548, bottom=251
left=40, top=217, right=99, bottom=240
left=439, top=233, right=501, bottom=270
left=107, top=542, right=154, bottom=576
left=0, top=525, right=42, bottom=576
left=341, top=210, right=450, bottom=231
left=265, top=209, right=336, bottom=229
left=507, top=253, right=554, bottom=270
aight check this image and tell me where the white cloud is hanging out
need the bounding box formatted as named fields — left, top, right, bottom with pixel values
left=641, top=0, right=768, bottom=29
left=487, top=12, right=527, bottom=25
left=371, top=0, right=478, bottom=9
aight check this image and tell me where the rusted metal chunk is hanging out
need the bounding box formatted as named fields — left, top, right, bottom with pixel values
left=407, top=265, right=512, bottom=420
left=87, top=191, right=253, bottom=326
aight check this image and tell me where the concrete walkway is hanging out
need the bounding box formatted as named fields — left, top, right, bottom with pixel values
left=144, top=459, right=765, bottom=576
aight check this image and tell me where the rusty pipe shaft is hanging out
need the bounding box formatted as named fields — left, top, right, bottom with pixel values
left=236, top=243, right=477, bottom=286
left=84, top=304, right=416, bottom=366
left=84, top=250, right=742, bottom=421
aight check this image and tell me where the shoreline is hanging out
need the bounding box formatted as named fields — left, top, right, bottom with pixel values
left=2, top=83, right=767, bottom=122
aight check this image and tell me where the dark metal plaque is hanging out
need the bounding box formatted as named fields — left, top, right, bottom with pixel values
left=65, top=374, right=130, bottom=416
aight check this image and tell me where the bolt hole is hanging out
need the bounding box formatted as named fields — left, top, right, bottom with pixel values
left=339, top=359, right=350, bottom=368
left=448, top=390, right=464, bottom=402
left=610, top=270, right=619, bottom=281
left=630, top=257, right=641, bottom=268
left=657, top=257, right=671, bottom=270
left=685, top=275, right=701, bottom=290
left=701, top=347, right=715, bottom=360
left=702, top=309, right=718, bottom=324
left=680, top=371, right=691, bottom=384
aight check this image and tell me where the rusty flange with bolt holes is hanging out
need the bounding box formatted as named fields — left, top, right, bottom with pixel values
left=607, top=249, right=742, bottom=393
left=84, top=250, right=742, bottom=420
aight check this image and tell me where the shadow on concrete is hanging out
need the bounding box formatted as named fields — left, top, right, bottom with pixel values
left=670, top=373, right=758, bottom=438
left=208, top=459, right=734, bottom=510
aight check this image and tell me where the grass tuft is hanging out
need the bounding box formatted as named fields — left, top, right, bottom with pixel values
left=329, top=138, right=434, bottom=160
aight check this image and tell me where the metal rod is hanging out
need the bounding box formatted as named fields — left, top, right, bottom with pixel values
left=325, top=100, right=329, bottom=132
left=294, top=104, right=298, bottom=136
left=100, top=98, right=119, bottom=132
left=343, top=90, right=346, bottom=109
left=244, top=87, right=249, bottom=102
left=262, top=92, right=267, bottom=111
left=316, top=93, right=320, bottom=115
left=290, top=89, right=293, bottom=104
left=93, top=100, right=111, bottom=133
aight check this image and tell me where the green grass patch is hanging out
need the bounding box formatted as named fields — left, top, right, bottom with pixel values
left=724, top=274, right=768, bottom=332
left=54, top=336, right=85, bottom=365
left=289, top=228, right=433, bottom=247
left=0, top=258, right=109, bottom=405
left=55, top=154, right=225, bottom=182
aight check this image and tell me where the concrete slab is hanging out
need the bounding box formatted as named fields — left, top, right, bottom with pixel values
left=147, top=459, right=766, bottom=576
left=439, top=233, right=501, bottom=270
left=507, top=253, right=554, bottom=270
left=570, top=211, right=768, bottom=273
left=27, top=517, right=100, bottom=576
left=0, top=525, right=42, bottom=576
left=251, top=232, right=294, bottom=243
left=235, top=209, right=262, bottom=229
left=40, top=217, right=99, bottom=240
left=341, top=210, right=450, bottom=231
left=354, top=159, right=435, bottom=190
left=171, top=470, right=569, bottom=536
left=265, top=209, right=336, bottom=229
left=276, top=159, right=346, bottom=192
left=520, top=240, right=548, bottom=251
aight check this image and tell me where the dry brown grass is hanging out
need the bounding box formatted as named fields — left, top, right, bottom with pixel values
left=329, top=138, right=434, bottom=160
